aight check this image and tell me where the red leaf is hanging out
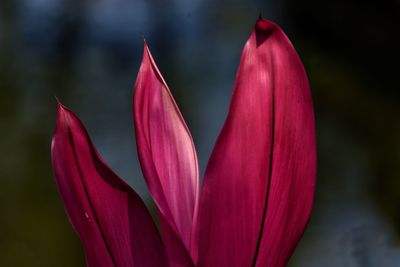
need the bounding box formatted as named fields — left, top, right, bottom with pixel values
left=51, top=102, right=168, bottom=267
left=196, top=18, right=316, bottom=267
left=133, top=41, right=198, bottom=266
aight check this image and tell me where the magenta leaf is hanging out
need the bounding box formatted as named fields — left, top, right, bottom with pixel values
left=196, top=18, right=316, bottom=267
left=51, top=17, right=316, bottom=267
left=51, top=102, right=168, bottom=267
left=133, top=41, right=198, bottom=266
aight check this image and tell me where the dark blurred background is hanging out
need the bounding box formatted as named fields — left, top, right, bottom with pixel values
left=0, top=0, right=399, bottom=266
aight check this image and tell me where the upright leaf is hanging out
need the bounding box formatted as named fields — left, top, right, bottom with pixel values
left=133, top=41, right=198, bottom=266
left=196, top=18, right=316, bottom=267
left=254, top=18, right=316, bottom=267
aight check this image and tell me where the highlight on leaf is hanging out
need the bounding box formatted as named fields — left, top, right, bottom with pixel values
left=51, top=16, right=316, bottom=267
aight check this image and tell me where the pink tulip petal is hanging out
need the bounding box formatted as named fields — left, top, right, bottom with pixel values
left=196, top=18, right=316, bottom=267
left=51, top=103, right=168, bottom=267
left=133, top=41, right=199, bottom=264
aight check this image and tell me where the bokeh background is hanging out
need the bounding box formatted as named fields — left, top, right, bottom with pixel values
left=1, top=0, right=399, bottom=266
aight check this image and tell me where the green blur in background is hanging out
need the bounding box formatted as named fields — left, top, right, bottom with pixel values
left=0, top=0, right=399, bottom=266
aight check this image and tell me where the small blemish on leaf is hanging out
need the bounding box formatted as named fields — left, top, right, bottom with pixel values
left=84, top=212, right=92, bottom=223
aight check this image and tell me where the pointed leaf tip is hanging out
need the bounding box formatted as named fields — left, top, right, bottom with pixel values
left=55, top=98, right=68, bottom=115
left=54, top=95, right=61, bottom=105
left=142, top=36, right=148, bottom=47
left=255, top=18, right=274, bottom=46
left=255, top=18, right=273, bottom=32
left=139, top=31, right=146, bottom=42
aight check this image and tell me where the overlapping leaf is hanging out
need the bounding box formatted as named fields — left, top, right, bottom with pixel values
left=51, top=17, right=316, bottom=267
